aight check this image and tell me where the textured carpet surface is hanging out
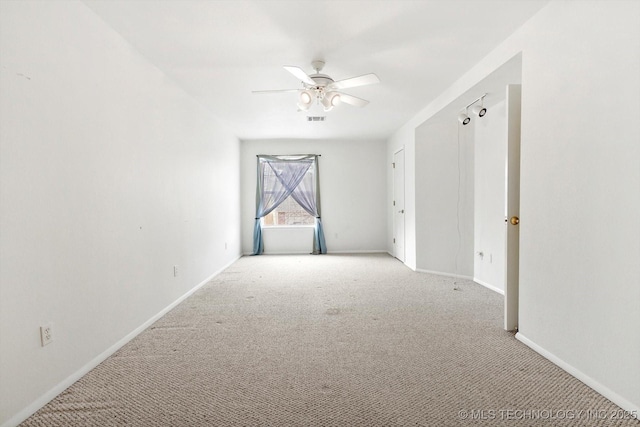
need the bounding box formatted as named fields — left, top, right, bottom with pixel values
left=21, top=254, right=639, bottom=426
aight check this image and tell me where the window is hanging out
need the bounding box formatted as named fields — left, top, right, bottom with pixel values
left=262, top=196, right=315, bottom=226
left=253, top=154, right=326, bottom=254
left=262, top=162, right=315, bottom=226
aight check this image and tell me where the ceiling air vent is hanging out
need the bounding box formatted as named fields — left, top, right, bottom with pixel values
left=307, top=116, right=326, bottom=122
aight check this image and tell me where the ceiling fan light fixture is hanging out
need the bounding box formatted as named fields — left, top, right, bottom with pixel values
left=253, top=61, right=378, bottom=112
left=321, top=95, right=332, bottom=111
left=299, top=91, right=312, bottom=105
left=321, top=92, right=340, bottom=111
left=297, top=90, right=314, bottom=111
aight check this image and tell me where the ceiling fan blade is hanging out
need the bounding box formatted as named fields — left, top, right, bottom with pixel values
left=252, top=89, right=300, bottom=94
left=328, top=73, right=380, bottom=90
left=336, top=92, right=369, bottom=107
left=283, top=66, right=316, bottom=86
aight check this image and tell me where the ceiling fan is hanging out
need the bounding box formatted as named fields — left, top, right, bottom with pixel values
left=252, top=60, right=380, bottom=112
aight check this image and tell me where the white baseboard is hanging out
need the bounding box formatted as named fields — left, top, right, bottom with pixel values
left=516, top=332, right=639, bottom=414
left=1, top=255, right=241, bottom=427
left=327, top=250, right=388, bottom=254
left=263, top=251, right=313, bottom=255
left=243, top=250, right=389, bottom=256
left=242, top=251, right=311, bottom=256
left=415, top=268, right=473, bottom=281
left=473, top=277, right=505, bottom=295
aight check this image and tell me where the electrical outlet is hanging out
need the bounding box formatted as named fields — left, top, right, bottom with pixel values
left=40, top=324, right=53, bottom=346
left=173, top=265, right=179, bottom=277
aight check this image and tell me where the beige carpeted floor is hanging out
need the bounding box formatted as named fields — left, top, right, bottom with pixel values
left=21, top=254, right=639, bottom=426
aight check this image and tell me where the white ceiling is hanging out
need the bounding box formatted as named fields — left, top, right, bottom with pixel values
left=83, top=0, right=548, bottom=141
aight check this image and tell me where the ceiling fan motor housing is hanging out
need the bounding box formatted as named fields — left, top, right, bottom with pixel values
left=307, top=74, right=335, bottom=101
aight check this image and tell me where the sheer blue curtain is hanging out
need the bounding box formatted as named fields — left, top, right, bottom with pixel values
left=253, top=155, right=327, bottom=255
left=289, top=156, right=327, bottom=254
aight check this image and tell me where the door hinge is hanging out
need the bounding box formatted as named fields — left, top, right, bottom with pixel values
left=393, top=238, right=396, bottom=243
left=392, top=162, right=395, bottom=168
left=393, top=200, right=396, bottom=206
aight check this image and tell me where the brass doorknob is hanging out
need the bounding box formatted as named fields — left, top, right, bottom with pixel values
left=510, top=216, right=520, bottom=225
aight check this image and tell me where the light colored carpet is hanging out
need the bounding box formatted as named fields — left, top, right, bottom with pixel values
left=21, top=254, right=638, bottom=426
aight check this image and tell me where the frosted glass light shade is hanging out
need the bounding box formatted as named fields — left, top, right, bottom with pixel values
left=297, top=90, right=314, bottom=111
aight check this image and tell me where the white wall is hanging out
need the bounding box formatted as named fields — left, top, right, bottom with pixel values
left=0, top=2, right=241, bottom=425
left=415, top=118, right=474, bottom=278
left=516, top=1, right=640, bottom=411
left=473, top=99, right=507, bottom=292
left=387, top=0, right=640, bottom=413
left=241, top=139, right=387, bottom=255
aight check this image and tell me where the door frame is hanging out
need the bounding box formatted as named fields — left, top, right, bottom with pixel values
left=393, top=148, right=406, bottom=262
left=504, top=84, right=521, bottom=331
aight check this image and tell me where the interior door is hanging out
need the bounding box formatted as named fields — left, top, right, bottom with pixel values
left=504, top=84, right=521, bottom=331
left=393, top=149, right=405, bottom=262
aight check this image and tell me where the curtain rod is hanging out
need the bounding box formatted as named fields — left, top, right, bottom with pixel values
left=256, top=154, right=321, bottom=157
